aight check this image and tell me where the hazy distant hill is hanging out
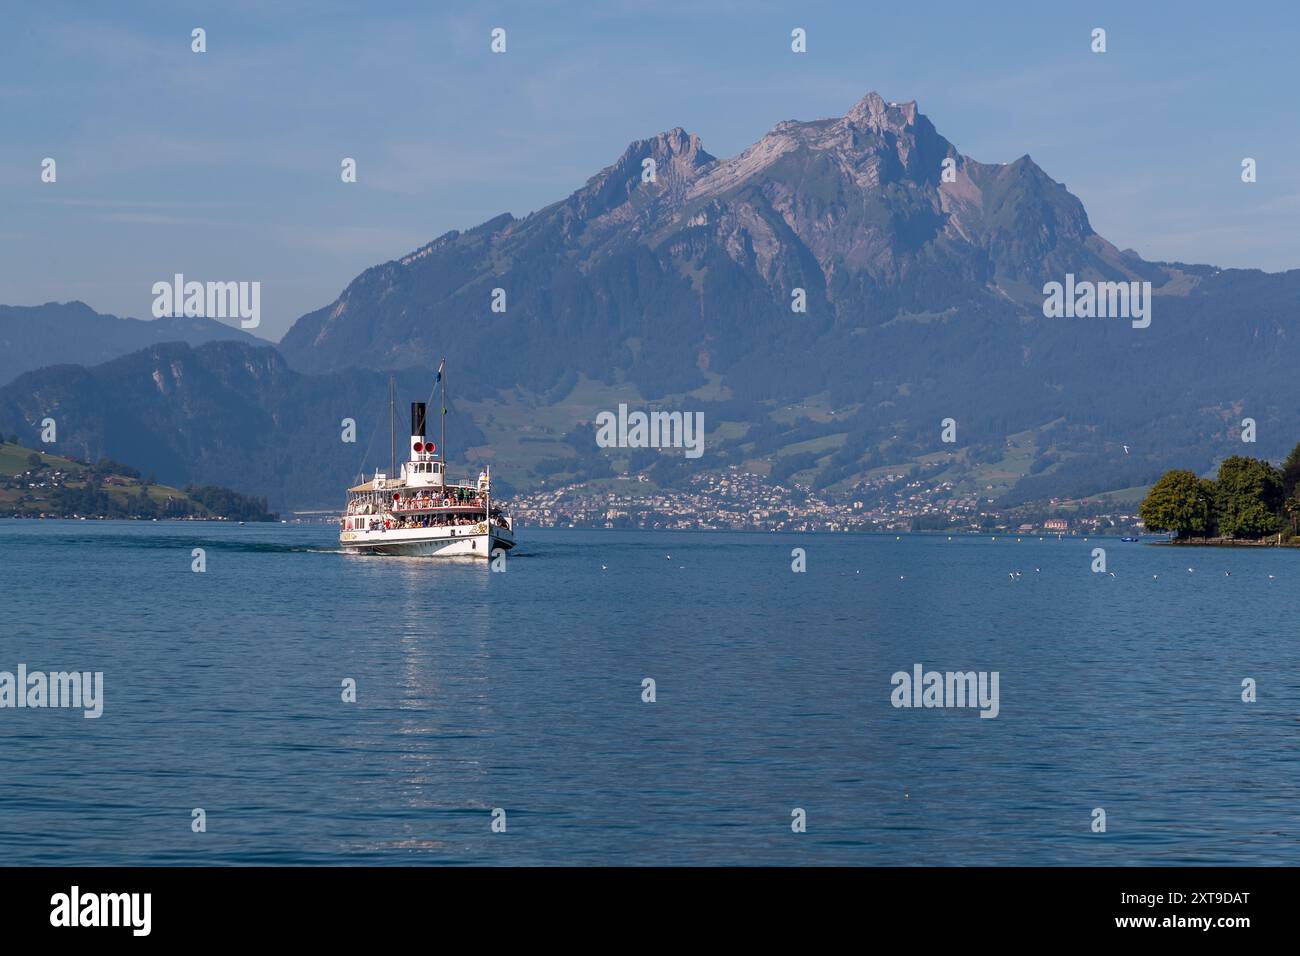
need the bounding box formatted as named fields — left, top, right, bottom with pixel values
left=0, top=341, right=485, bottom=511
left=6, top=93, right=1300, bottom=509
left=0, top=301, right=264, bottom=388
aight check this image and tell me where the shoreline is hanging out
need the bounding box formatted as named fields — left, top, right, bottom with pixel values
left=1160, top=536, right=1298, bottom=548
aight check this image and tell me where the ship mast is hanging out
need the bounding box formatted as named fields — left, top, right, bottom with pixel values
left=440, top=357, right=447, bottom=473
left=388, top=375, right=396, bottom=479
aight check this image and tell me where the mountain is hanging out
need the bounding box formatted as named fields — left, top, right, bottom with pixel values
left=6, top=93, right=1300, bottom=510
left=0, top=301, right=264, bottom=388
left=279, top=92, right=1162, bottom=390
left=274, top=92, right=1300, bottom=501
left=0, top=341, right=485, bottom=511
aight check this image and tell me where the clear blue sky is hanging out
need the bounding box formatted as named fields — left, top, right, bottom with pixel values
left=3, top=0, right=1296, bottom=341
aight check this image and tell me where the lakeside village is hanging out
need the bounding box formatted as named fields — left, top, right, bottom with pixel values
left=507, top=467, right=1145, bottom=536
left=509, top=445, right=1300, bottom=544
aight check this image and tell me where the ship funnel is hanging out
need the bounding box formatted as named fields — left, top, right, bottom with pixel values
left=409, top=402, right=437, bottom=462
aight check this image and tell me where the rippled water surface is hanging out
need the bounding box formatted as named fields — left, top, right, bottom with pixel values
left=1, top=521, right=1296, bottom=865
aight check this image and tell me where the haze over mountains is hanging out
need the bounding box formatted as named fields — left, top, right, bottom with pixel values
left=0, top=301, right=262, bottom=389
left=4, top=93, right=1298, bottom=511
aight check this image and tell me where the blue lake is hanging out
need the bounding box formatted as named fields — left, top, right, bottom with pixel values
left=0, top=521, right=1296, bottom=865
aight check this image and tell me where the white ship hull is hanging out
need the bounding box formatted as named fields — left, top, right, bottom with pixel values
left=340, top=522, right=514, bottom=558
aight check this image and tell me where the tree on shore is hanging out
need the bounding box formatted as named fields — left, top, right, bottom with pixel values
left=1141, top=455, right=1289, bottom=541
left=1278, top=440, right=1300, bottom=535
left=1138, top=469, right=1212, bottom=539
left=1214, top=456, right=1282, bottom=538
left=1281, top=441, right=1300, bottom=500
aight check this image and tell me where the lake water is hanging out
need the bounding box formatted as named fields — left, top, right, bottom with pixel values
left=0, top=521, right=1296, bottom=865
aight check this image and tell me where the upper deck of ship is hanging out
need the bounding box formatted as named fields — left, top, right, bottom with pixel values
left=345, top=395, right=503, bottom=510
left=346, top=474, right=480, bottom=495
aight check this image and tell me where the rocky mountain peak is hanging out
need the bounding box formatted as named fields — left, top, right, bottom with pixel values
left=842, top=92, right=919, bottom=133
left=573, top=126, right=715, bottom=220
left=281, top=91, right=1161, bottom=380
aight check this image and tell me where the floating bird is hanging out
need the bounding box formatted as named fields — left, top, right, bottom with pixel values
left=899, top=575, right=906, bottom=580
left=1187, top=567, right=1195, bottom=574
left=666, top=554, right=671, bottom=560
left=1034, top=567, right=1041, bottom=573
left=601, top=564, right=608, bottom=571
left=1225, top=571, right=1232, bottom=577
left=1268, top=574, right=1276, bottom=581
left=1123, top=445, right=1130, bottom=454
left=1107, top=571, right=1116, bottom=577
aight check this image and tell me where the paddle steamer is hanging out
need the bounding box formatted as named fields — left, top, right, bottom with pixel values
left=339, top=366, right=514, bottom=558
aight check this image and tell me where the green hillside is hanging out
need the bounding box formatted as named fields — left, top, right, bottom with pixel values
left=0, top=440, right=276, bottom=520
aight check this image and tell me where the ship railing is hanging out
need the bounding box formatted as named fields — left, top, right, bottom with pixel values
left=389, top=499, right=487, bottom=513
